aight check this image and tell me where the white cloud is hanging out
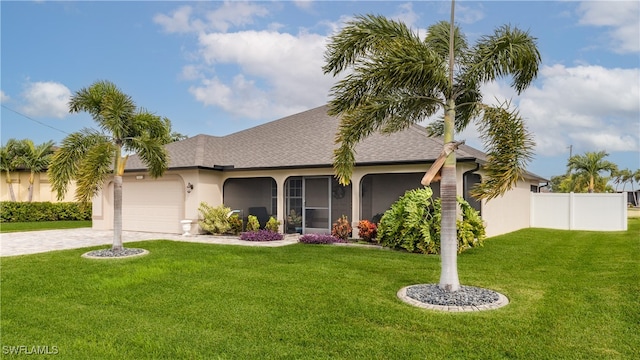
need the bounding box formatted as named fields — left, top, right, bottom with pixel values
left=391, top=3, right=419, bottom=28
left=578, top=1, right=640, bottom=53
left=511, top=64, right=640, bottom=156
left=188, top=29, right=333, bottom=120
left=456, top=3, right=485, bottom=24
left=0, top=90, right=9, bottom=103
left=20, top=81, right=71, bottom=118
left=154, top=2, right=269, bottom=34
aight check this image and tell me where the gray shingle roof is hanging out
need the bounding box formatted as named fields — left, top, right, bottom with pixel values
left=126, top=105, right=489, bottom=171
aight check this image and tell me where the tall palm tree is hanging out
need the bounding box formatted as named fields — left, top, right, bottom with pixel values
left=15, top=139, right=55, bottom=202
left=0, top=138, right=23, bottom=202
left=567, top=151, right=617, bottom=193
left=49, top=80, right=171, bottom=251
left=323, top=2, right=540, bottom=291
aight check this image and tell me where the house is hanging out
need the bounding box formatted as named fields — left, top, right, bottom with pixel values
left=92, top=105, right=547, bottom=237
left=1, top=171, right=77, bottom=203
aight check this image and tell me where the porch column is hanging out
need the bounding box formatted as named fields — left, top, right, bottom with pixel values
left=274, top=176, right=287, bottom=234
left=350, top=171, right=364, bottom=238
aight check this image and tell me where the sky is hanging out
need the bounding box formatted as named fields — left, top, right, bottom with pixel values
left=1, top=0, right=639, bottom=181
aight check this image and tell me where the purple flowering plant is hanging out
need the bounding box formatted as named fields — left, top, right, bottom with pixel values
left=298, top=233, right=346, bottom=244
left=240, top=229, right=284, bottom=242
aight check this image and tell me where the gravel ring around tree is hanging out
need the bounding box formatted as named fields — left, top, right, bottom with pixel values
left=397, top=284, right=509, bottom=312
left=82, top=248, right=149, bottom=259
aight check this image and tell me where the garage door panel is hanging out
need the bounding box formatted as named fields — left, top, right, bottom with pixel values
left=122, top=180, right=183, bottom=233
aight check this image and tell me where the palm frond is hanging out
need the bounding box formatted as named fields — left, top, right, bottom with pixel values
left=471, top=25, right=541, bottom=94
left=128, top=137, right=169, bottom=178
left=48, top=129, right=111, bottom=201
left=323, top=14, right=419, bottom=76
left=423, top=21, right=468, bottom=68
left=471, top=101, right=535, bottom=200
left=74, top=141, right=116, bottom=203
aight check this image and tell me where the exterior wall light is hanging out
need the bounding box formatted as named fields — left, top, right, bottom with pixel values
left=186, top=182, right=194, bottom=193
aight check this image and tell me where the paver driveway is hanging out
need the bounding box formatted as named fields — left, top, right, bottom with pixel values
left=0, top=229, right=299, bottom=257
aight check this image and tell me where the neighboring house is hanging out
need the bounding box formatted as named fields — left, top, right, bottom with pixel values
left=92, top=105, right=546, bottom=237
left=1, top=171, right=77, bottom=202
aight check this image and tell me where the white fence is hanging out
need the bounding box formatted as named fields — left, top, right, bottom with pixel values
left=530, top=192, right=628, bottom=231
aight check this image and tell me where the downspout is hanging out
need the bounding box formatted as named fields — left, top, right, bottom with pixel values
left=462, top=161, right=481, bottom=213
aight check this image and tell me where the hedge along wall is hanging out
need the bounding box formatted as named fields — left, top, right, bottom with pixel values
left=0, top=202, right=92, bottom=222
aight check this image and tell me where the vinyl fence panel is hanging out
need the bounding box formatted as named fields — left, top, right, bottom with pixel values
left=531, top=192, right=627, bottom=231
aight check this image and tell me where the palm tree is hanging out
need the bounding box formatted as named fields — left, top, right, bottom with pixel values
left=323, top=2, right=540, bottom=291
left=15, top=139, right=55, bottom=202
left=632, top=169, right=640, bottom=206
left=567, top=151, right=617, bottom=193
left=49, top=80, right=171, bottom=251
left=0, top=139, right=23, bottom=202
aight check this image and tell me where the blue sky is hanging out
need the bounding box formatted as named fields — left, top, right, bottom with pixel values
left=1, top=1, right=639, bottom=180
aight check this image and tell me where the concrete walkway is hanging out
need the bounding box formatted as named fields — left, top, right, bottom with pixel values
left=0, top=229, right=299, bottom=257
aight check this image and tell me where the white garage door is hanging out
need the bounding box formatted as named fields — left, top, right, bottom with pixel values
left=122, top=179, right=184, bottom=233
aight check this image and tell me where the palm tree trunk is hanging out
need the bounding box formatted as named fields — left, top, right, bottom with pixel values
left=28, top=172, right=35, bottom=202
left=589, top=176, right=595, bottom=193
left=439, top=98, right=460, bottom=292
left=113, top=175, right=124, bottom=251
left=6, top=177, right=16, bottom=202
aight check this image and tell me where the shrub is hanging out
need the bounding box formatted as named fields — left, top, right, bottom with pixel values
left=377, top=187, right=485, bottom=254
left=246, top=215, right=260, bottom=232
left=0, top=202, right=91, bottom=222
left=198, top=202, right=231, bottom=235
left=228, top=214, right=243, bottom=235
left=265, top=216, right=280, bottom=232
left=357, top=220, right=377, bottom=242
left=331, top=215, right=352, bottom=240
left=240, top=229, right=283, bottom=241
left=299, top=233, right=346, bottom=244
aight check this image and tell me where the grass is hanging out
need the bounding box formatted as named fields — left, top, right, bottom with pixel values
left=1, top=219, right=638, bottom=359
left=0, top=220, right=91, bottom=233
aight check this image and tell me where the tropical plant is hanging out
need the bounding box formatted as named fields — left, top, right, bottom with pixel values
left=323, top=2, right=540, bottom=291
left=265, top=216, right=281, bottom=232
left=357, top=220, right=377, bottom=242
left=287, top=209, right=302, bottom=227
left=246, top=215, right=260, bottom=232
left=48, top=80, right=171, bottom=251
left=0, top=139, right=23, bottom=202
left=198, top=202, right=232, bottom=235
left=331, top=215, right=352, bottom=240
left=228, top=214, right=243, bottom=235
left=377, top=187, right=485, bottom=255
left=14, top=139, right=55, bottom=202
left=567, top=151, right=617, bottom=193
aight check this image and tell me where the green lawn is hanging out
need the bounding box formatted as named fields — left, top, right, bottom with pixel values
left=0, top=220, right=91, bottom=233
left=1, top=220, right=638, bottom=359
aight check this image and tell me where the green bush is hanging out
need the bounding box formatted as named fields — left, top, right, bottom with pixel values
left=246, top=215, right=260, bottom=232
left=0, top=202, right=92, bottom=222
left=228, top=214, right=243, bottom=235
left=198, top=202, right=232, bottom=235
left=377, top=187, right=485, bottom=254
left=265, top=216, right=280, bottom=232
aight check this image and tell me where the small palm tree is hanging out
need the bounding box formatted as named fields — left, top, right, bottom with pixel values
left=323, top=2, right=540, bottom=291
left=49, top=80, right=171, bottom=251
left=567, top=151, right=617, bottom=193
left=0, top=138, right=22, bottom=202
left=15, top=139, right=55, bottom=202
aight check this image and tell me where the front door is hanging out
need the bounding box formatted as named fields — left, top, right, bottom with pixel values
left=303, top=177, right=331, bottom=234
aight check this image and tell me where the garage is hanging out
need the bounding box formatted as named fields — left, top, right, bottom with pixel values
left=121, top=177, right=184, bottom=233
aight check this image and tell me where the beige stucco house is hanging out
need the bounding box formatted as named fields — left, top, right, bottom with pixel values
left=1, top=171, right=77, bottom=203
left=92, top=105, right=546, bottom=238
